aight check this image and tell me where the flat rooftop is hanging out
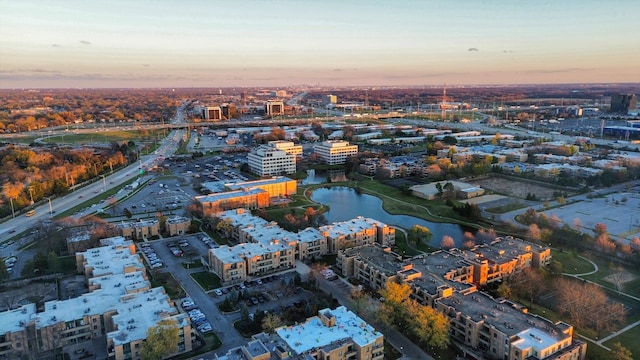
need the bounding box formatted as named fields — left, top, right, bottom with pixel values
left=276, top=306, right=382, bottom=355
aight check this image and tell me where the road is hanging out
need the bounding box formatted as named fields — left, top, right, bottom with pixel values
left=0, top=103, right=189, bottom=248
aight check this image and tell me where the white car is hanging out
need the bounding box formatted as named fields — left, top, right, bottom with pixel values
left=214, top=289, right=223, bottom=296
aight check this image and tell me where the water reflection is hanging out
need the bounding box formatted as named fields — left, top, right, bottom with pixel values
left=301, top=169, right=327, bottom=185
left=311, top=186, right=467, bottom=247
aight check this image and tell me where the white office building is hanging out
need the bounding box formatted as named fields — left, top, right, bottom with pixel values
left=248, top=145, right=296, bottom=176
left=314, top=140, right=358, bottom=165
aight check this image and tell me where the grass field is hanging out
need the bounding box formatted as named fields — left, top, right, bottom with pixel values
left=42, top=130, right=166, bottom=144
left=191, top=271, right=221, bottom=290
left=485, top=202, right=528, bottom=214
left=549, top=250, right=595, bottom=274
left=603, top=325, right=640, bottom=359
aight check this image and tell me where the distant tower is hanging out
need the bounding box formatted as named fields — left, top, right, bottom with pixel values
left=441, top=84, right=447, bottom=121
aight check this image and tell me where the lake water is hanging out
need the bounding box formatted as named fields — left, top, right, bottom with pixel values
left=310, top=186, right=467, bottom=247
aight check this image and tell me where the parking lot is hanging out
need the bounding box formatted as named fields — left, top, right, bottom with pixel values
left=115, top=176, right=194, bottom=217
left=135, top=234, right=316, bottom=355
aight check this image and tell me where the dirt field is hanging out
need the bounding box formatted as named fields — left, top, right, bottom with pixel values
left=473, top=177, right=558, bottom=200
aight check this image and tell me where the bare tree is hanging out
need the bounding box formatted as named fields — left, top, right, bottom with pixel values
left=554, top=277, right=625, bottom=336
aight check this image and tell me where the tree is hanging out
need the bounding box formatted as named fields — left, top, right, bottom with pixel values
left=405, top=299, right=450, bottom=349
left=408, top=225, right=432, bottom=247
left=555, top=277, right=626, bottom=335
left=528, top=223, right=541, bottom=240
left=0, top=261, right=8, bottom=281
left=261, top=312, right=283, bottom=334
left=440, top=235, right=455, bottom=249
left=462, top=231, right=475, bottom=249
left=140, top=319, right=179, bottom=360
left=509, top=268, right=545, bottom=308
left=610, top=342, right=633, bottom=360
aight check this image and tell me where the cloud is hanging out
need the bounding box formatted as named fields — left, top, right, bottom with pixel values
left=468, top=48, right=479, bottom=52
left=142, top=64, right=150, bottom=67
left=51, top=44, right=61, bottom=47
left=503, top=50, right=513, bottom=53
left=523, top=68, right=592, bottom=74
left=79, top=40, right=91, bottom=45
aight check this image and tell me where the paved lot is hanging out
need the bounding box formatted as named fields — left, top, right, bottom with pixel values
left=542, top=191, right=640, bottom=243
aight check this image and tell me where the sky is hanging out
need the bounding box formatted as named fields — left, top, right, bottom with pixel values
left=1, top=0, right=639, bottom=88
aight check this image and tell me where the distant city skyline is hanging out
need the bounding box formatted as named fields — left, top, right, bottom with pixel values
left=1, top=0, right=639, bottom=88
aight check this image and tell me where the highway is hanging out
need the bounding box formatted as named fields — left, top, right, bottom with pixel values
left=0, top=103, right=189, bottom=247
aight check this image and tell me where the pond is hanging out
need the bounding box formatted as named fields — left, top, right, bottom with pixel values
left=310, top=186, right=469, bottom=247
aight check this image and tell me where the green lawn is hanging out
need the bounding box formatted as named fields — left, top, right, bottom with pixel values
left=191, top=271, right=221, bottom=290
left=603, top=325, right=640, bottom=359
left=549, top=250, right=595, bottom=274
left=42, top=130, right=166, bottom=144
left=579, top=255, right=640, bottom=298
left=485, top=202, right=528, bottom=214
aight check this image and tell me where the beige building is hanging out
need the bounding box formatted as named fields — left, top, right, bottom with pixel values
left=195, top=188, right=271, bottom=216
left=319, top=216, right=395, bottom=253
left=209, top=241, right=295, bottom=285
left=165, top=215, right=190, bottom=236
left=0, top=237, right=194, bottom=360
left=225, top=176, right=297, bottom=198
left=314, top=140, right=358, bottom=165
left=115, top=218, right=159, bottom=240
left=336, top=239, right=582, bottom=360
left=217, top=306, right=383, bottom=360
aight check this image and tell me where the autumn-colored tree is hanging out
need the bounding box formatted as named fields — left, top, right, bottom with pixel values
left=405, top=298, right=450, bottom=349
left=140, top=319, right=179, bottom=360
left=462, top=231, right=475, bottom=249
left=440, top=235, right=455, bottom=249
left=596, top=233, right=616, bottom=253
left=594, top=223, right=608, bottom=235
left=610, top=342, right=633, bottom=360
left=528, top=223, right=541, bottom=240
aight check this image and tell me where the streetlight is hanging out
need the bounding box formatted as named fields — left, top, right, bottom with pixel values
left=28, top=186, right=35, bottom=205
left=47, top=197, right=53, bottom=218
left=9, top=198, right=15, bottom=218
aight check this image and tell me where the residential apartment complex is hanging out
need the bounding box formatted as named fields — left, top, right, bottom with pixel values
left=337, top=239, right=584, bottom=360
left=208, top=209, right=394, bottom=284
left=248, top=143, right=297, bottom=176
left=216, top=306, right=383, bottom=360
left=115, top=218, right=159, bottom=240
left=314, top=140, right=358, bottom=165
left=0, top=237, right=193, bottom=360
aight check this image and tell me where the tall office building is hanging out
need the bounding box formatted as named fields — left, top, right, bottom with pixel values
left=314, top=140, right=359, bottom=165
left=611, top=94, right=637, bottom=113
left=265, top=100, right=284, bottom=116
left=202, top=106, right=222, bottom=120
left=248, top=144, right=296, bottom=176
